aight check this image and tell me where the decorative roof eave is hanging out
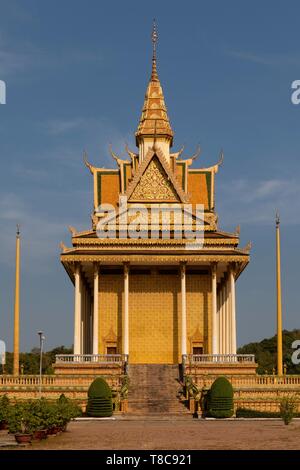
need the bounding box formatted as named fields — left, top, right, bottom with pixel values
left=189, top=149, right=224, bottom=174
left=68, top=229, right=95, bottom=239
left=71, top=236, right=240, bottom=247
left=124, top=146, right=189, bottom=203
left=60, top=245, right=249, bottom=257
left=61, top=253, right=250, bottom=264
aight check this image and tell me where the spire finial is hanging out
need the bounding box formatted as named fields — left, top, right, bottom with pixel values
left=151, top=19, right=159, bottom=81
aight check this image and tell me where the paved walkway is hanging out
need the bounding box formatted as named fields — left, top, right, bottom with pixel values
left=1, top=418, right=300, bottom=450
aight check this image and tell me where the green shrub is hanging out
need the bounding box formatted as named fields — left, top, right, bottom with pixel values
left=6, top=397, right=82, bottom=434
left=0, top=395, right=10, bottom=424
left=207, top=376, right=234, bottom=419
left=7, top=402, right=36, bottom=434
left=236, top=406, right=300, bottom=419
left=56, top=394, right=82, bottom=424
left=86, top=378, right=113, bottom=417
left=280, top=396, right=297, bottom=425
left=236, top=408, right=280, bottom=418
left=88, top=378, right=112, bottom=399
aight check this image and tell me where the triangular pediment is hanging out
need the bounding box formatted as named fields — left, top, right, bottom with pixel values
left=130, top=156, right=179, bottom=202
left=125, top=147, right=189, bottom=203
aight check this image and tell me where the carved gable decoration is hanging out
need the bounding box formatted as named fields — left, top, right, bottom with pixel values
left=129, top=156, right=180, bottom=202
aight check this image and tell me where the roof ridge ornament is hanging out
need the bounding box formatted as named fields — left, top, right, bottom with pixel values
left=109, top=144, right=130, bottom=166
left=83, top=150, right=94, bottom=174
left=178, top=144, right=201, bottom=166
left=151, top=19, right=159, bottom=82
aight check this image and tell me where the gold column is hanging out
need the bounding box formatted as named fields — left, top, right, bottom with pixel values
left=13, top=225, right=20, bottom=376
left=276, top=212, right=283, bottom=375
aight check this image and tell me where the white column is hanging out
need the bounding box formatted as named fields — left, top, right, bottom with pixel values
left=211, top=263, right=218, bottom=354
left=123, top=263, right=129, bottom=356
left=93, top=263, right=99, bottom=354
left=181, top=263, right=187, bottom=356
left=218, top=290, right=222, bottom=354
left=74, top=264, right=82, bottom=355
left=83, top=283, right=87, bottom=353
left=222, top=284, right=226, bottom=354
left=225, top=275, right=230, bottom=354
left=81, top=278, right=85, bottom=354
left=228, top=274, right=233, bottom=354
left=230, top=265, right=237, bottom=354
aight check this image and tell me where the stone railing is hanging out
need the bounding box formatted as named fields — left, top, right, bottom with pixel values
left=184, top=354, right=256, bottom=364
left=191, top=374, right=300, bottom=389
left=0, top=374, right=123, bottom=388
left=0, top=375, right=56, bottom=386
left=55, top=354, right=128, bottom=364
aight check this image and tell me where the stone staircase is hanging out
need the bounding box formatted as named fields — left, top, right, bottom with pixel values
left=127, top=364, right=190, bottom=415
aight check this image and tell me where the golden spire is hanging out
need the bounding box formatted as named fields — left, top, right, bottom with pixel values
left=151, top=19, right=159, bottom=82
left=13, top=224, right=21, bottom=376
left=135, top=20, right=173, bottom=147
left=276, top=211, right=283, bottom=375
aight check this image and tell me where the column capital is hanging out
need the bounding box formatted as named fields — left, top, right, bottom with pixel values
left=180, top=262, right=186, bottom=278
left=211, top=262, right=218, bottom=274
left=74, top=262, right=81, bottom=274
left=229, top=262, right=236, bottom=275
left=93, top=262, right=99, bottom=276
left=123, top=262, right=130, bottom=275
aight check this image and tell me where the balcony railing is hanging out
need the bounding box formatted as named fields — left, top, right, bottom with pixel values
left=55, top=354, right=128, bottom=364
left=184, top=354, right=256, bottom=364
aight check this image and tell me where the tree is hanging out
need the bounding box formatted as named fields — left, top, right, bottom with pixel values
left=238, top=329, right=300, bottom=374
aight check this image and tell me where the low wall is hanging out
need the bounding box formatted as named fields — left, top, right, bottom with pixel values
left=0, top=374, right=124, bottom=402
left=186, top=373, right=300, bottom=414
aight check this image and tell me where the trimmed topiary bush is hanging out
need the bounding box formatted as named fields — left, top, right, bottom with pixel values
left=207, top=376, right=234, bottom=418
left=86, top=377, right=113, bottom=417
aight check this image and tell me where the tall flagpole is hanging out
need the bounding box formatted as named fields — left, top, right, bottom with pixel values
left=276, top=212, right=283, bottom=376
left=13, top=225, right=20, bottom=376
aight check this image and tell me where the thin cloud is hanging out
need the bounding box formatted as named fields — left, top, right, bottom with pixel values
left=46, top=118, right=86, bottom=135
left=0, top=33, right=103, bottom=77
left=226, top=49, right=300, bottom=67
left=0, top=193, right=87, bottom=269
left=218, top=178, right=300, bottom=226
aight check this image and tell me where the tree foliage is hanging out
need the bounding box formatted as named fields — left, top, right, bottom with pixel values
left=2, top=346, right=72, bottom=375
left=237, top=329, right=300, bottom=374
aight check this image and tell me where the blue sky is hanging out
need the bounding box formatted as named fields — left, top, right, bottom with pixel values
left=0, top=0, right=299, bottom=351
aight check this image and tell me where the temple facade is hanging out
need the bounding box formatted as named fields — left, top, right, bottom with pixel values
left=60, top=28, right=251, bottom=366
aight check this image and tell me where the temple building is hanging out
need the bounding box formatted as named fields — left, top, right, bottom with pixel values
left=4, top=26, right=298, bottom=415
left=60, top=25, right=251, bottom=367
